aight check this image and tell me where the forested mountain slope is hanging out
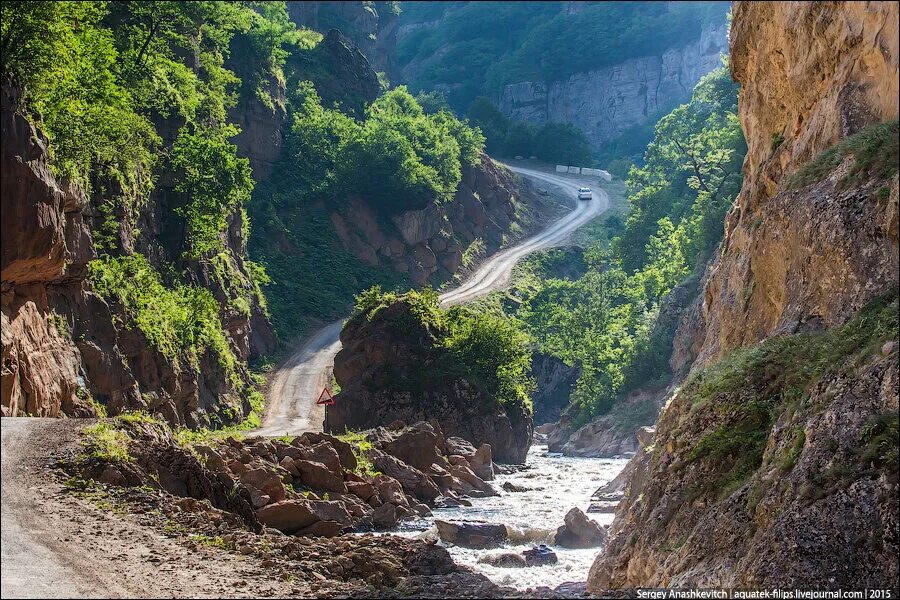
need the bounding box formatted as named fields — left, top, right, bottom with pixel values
left=0, top=1, right=551, bottom=425
left=589, top=1, right=899, bottom=589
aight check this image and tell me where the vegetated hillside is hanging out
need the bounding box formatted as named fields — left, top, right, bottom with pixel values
left=473, top=66, right=746, bottom=457
left=589, top=1, right=899, bottom=590
left=2, top=1, right=282, bottom=426
left=0, top=1, right=552, bottom=427
left=325, top=288, right=534, bottom=463
left=247, top=58, right=559, bottom=344
left=394, top=1, right=729, bottom=151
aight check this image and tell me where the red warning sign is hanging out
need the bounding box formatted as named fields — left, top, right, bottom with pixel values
left=316, top=387, right=335, bottom=405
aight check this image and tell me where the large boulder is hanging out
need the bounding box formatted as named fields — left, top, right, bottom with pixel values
left=294, top=441, right=343, bottom=474
left=239, top=467, right=286, bottom=504
left=308, top=499, right=353, bottom=526
left=346, top=480, right=375, bottom=502
left=382, top=422, right=445, bottom=472
left=554, top=507, right=607, bottom=548
left=372, top=474, right=408, bottom=507
left=448, top=463, right=499, bottom=497
left=325, top=298, right=533, bottom=463
left=372, top=502, right=399, bottom=529
left=372, top=453, right=441, bottom=503
left=256, top=500, right=318, bottom=534
left=296, top=460, right=347, bottom=494
left=296, top=432, right=358, bottom=472
left=434, top=520, right=508, bottom=549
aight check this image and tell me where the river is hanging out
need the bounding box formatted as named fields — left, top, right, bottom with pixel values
left=391, top=444, right=629, bottom=589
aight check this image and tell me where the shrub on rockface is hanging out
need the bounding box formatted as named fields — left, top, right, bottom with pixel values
left=88, top=254, right=238, bottom=384
left=350, top=287, right=534, bottom=412
left=328, top=287, right=534, bottom=462
left=680, top=291, right=899, bottom=495
left=285, top=84, right=484, bottom=215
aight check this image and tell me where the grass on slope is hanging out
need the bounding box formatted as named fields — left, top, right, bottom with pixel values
left=788, top=120, right=899, bottom=190
left=682, top=290, right=899, bottom=497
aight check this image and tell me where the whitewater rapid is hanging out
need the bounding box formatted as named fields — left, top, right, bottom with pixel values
left=393, top=444, right=629, bottom=589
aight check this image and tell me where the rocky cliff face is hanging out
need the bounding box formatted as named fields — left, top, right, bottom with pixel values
left=499, top=23, right=728, bottom=150
left=1, top=81, right=274, bottom=425
left=588, top=2, right=899, bottom=591
left=325, top=299, right=533, bottom=463
left=530, top=352, right=579, bottom=426
left=331, top=155, right=557, bottom=286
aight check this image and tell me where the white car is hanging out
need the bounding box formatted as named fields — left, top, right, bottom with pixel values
left=577, top=187, right=592, bottom=200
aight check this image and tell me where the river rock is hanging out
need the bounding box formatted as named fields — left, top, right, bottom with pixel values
left=470, top=443, right=494, bottom=481
left=448, top=463, right=499, bottom=497
left=587, top=500, right=619, bottom=514
left=502, top=482, right=530, bottom=493
left=382, top=421, right=446, bottom=472
left=240, top=467, right=286, bottom=503
left=256, top=500, right=318, bottom=534
left=434, top=520, right=508, bottom=549
left=555, top=507, right=607, bottom=548
left=372, top=474, right=408, bottom=507
left=296, top=459, right=347, bottom=494
left=297, top=520, right=345, bottom=537
left=373, top=453, right=441, bottom=503
left=480, top=552, right=527, bottom=568
left=296, top=432, right=358, bottom=472
left=346, top=480, right=376, bottom=502
left=372, top=502, right=399, bottom=528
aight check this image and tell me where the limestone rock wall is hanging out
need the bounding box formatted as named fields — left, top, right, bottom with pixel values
left=499, top=23, right=728, bottom=149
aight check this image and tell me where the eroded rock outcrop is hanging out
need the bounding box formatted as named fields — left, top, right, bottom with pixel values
left=589, top=2, right=899, bottom=591
left=1, top=80, right=274, bottom=425
left=331, top=155, right=553, bottom=286
left=325, top=299, right=533, bottom=463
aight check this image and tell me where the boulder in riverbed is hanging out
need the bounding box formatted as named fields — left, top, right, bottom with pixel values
left=434, top=520, right=508, bottom=548
left=480, top=552, right=527, bottom=568
left=554, top=507, right=607, bottom=548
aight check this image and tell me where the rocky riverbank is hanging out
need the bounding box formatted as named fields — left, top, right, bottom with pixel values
left=50, top=414, right=624, bottom=596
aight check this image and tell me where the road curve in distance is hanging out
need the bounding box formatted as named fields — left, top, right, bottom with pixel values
left=256, top=165, right=609, bottom=436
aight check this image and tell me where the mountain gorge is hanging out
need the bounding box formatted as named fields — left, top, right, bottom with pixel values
left=393, top=1, right=730, bottom=150
left=1, top=1, right=555, bottom=424
left=1, top=1, right=899, bottom=597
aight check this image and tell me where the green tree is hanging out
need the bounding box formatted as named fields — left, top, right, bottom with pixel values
left=466, top=96, right=510, bottom=155
left=503, top=121, right=536, bottom=157
left=171, top=125, right=254, bottom=258
left=533, top=122, right=593, bottom=165
left=615, top=66, right=745, bottom=271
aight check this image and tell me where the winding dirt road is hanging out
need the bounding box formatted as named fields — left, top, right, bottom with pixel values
left=255, top=166, right=609, bottom=437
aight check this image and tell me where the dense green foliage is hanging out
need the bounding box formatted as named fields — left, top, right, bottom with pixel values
left=479, top=67, right=745, bottom=424
left=88, top=254, right=238, bottom=382
left=285, top=84, right=483, bottom=214
left=397, top=1, right=729, bottom=112
left=352, top=288, right=535, bottom=412
left=614, top=66, right=746, bottom=272
left=1, top=2, right=322, bottom=419
left=787, top=120, right=899, bottom=190
left=171, top=125, right=254, bottom=258
left=250, top=85, right=483, bottom=340
left=465, top=97, right=593, bottom=165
